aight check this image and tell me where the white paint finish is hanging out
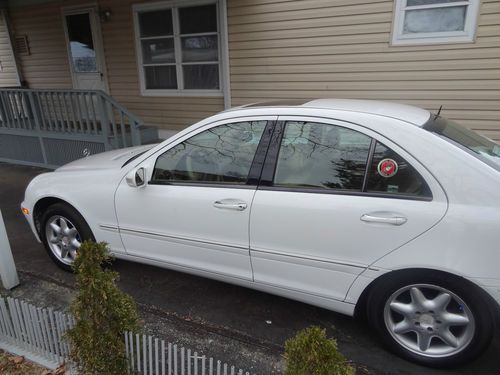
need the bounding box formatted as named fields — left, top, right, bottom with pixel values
left=302, top=99, right=431, bottom=126
left=0, top=210, right=19, bottom=290
left=62, top=6, right=108, bottom=92
left=115, top=183, right=255, bottom=280
left=21, top=100, right=500, bottom=317
left=391, top=0, right=481, bottom=45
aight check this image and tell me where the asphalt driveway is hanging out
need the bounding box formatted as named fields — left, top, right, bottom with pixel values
left=0, top=162, right=499, bottom=374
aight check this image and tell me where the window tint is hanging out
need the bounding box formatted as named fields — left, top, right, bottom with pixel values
left=152, top=121, right=267, bottom=184
left=367, top=142, right=431, bottom=197
left=273, top=122, right=371, bottom=190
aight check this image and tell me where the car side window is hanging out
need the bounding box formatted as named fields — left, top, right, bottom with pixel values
left=151, top=121, right=267, bottom=185
left=367, top=142, right=432, bottom=197
left=273, top=122, right=372, bottom=190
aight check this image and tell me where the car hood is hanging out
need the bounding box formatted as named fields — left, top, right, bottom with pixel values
left=56, top=144, right=156, bottom=172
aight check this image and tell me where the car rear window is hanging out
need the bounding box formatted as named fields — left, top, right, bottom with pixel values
left=424, top=116, right=500, bottom=172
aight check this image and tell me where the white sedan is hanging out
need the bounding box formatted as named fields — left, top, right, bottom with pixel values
left=22, top=99, right=500, bottom=367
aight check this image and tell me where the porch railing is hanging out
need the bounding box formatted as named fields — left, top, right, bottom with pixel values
left=0, top=88, right=148, bottom=168
left=0, top=88, right=143, bottom=149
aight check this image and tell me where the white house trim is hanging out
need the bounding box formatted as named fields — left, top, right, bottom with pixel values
left=391, top=0, right=481, bottom=46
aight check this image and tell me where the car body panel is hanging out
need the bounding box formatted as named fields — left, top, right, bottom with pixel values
left=21, top=100, right=500, bottom=316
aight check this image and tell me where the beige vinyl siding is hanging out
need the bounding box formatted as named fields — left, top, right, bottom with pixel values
left=0, top=10, right=20, bottom=87
left=227, top=0, right=500, bottom=141
left=9, top=3, right=72, bottom=89
left=98, top=0, right=223, bottom=130
left=9, top=0, right=223, bottom=131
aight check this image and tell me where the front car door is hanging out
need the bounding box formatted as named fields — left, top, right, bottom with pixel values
left=115, top=117, right=276, bottom=280
left=249, top=118, right=447, bottom=301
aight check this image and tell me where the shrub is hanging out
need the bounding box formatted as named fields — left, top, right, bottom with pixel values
left=284, top=326, right=355, bottom=375
left=67, top=241, right=141, bottom=375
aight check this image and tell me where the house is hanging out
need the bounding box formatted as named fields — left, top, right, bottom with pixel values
left=0, top=0, right=498, bottom=167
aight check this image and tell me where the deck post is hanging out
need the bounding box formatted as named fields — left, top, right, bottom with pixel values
left=0, top=210, right=20, bottom=290
left=96, top=92, right=112, bottom=151
left=26, top=90, right=48, bottom=165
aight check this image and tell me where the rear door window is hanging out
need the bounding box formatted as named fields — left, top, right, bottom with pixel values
left=367, top=142, right=432, bottom=197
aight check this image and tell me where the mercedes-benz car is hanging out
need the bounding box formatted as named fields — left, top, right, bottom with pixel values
left=21, top=99, right=500, bottom=367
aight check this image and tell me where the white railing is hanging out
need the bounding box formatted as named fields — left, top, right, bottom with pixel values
left=0, top=88, right=143, bottom=148
left=0, top=296, right=254, bottom=374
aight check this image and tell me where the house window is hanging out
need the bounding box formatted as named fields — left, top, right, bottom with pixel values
left=391, top=0, right=480, bottom=45
left=133, top=1, right=222, bottom=96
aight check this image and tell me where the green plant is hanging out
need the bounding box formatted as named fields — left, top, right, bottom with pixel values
left=284, top=326, right=355, bottom=375
left=67, top=241, right=141, bottom=375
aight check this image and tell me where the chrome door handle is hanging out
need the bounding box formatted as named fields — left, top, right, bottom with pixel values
left=213, top=199, right=247, bottom=211
left=360, top=214, right=407, bottom=226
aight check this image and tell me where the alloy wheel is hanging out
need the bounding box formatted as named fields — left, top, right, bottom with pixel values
left=384, top=283, right=475, bottom=358
left=45, top=215, right=81, bottom=265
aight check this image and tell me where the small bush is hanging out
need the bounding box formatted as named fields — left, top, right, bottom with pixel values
left=67, top=241, right=141, bottom=375
left=284, top=326, right=355, bottom=375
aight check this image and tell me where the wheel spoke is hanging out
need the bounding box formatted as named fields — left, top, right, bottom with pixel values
left=390, top=302, right=415, bottom=316
left=442, top=312, right=469, bottom=326
left=410, top=287, right=428, bottom=309
left=59, top=218, right=68, bottom=232
left=49, top=223, right=61, bottom=235
left=438, top=329, right=459, bottom=348
left=49, top=235, right=60, bottom=244
left=70, top=239, right=81, bottom=249
left=417, top=332, right=432, bottom=352
left=432, top=292, right=451, bottom=312
left=60, top=247, right=69, bottom=259
left=393, top=319, right=413, bottom=334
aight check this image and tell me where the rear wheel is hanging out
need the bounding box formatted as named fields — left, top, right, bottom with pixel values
left=39, top=203, right=94, bottom=272
left=367, top=271, right=494, bottom=367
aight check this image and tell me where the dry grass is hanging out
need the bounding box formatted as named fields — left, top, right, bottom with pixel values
left=0, top=351, right=65, bottom=375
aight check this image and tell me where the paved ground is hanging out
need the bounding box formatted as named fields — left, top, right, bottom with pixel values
left=0, top=162, right=499, bottom=374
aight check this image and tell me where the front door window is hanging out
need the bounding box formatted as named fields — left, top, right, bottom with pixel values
left=151, top=121, right=267, bottom=185
left=65, top=13, right=97, bottom=73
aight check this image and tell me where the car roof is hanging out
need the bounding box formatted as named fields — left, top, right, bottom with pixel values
left=235, top=99, right=431, bottom=126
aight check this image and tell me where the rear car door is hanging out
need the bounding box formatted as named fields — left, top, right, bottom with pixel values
left=249, top=117, right=447, bottom=301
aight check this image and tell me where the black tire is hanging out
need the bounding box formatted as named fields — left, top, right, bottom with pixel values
left=366, top=270, right=494, bottom=368
left=39, top=202, right=95, bottom=272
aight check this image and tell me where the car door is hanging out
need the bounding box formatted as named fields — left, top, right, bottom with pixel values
left=115, top=117, right=276, bottom=280
left=249, top=118, right=448, bottom=301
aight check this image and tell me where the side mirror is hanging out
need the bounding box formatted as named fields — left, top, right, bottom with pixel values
left=126, top=167, right=146, bottom=188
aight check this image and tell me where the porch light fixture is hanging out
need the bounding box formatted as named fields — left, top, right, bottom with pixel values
left=99, top=8, right=112, bottom=22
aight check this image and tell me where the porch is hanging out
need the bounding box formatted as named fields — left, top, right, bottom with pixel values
left=0, top=88, right=158, bottom=168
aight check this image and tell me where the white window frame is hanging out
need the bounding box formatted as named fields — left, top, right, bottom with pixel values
left=133, top=0, right=226, bottom=97
left=391, top=0, right=481, bottom=46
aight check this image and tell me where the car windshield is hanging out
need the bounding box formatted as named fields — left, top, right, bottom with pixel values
left=424, top=116, right=500, bottom=172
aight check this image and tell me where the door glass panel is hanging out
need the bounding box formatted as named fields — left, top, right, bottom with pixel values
left=274, top=122, right=371, bottom=190
left=65, top=13, right=97, bottom=72
left=367, top=142, right=432, bottom=197
left=152, top=121, right=267, bottom=184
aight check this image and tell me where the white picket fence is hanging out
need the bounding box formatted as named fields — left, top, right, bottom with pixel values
left=0, top=296, right=254, bottom=374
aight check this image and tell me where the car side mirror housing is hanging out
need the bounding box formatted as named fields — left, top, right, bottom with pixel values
left=126, top=167, right=146, bottom=188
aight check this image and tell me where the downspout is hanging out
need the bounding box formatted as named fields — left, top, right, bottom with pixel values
left=220, top=0, right=231, bottom=109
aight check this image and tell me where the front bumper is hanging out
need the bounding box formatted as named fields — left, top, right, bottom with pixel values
left=21, top=201, right=41, bottom=243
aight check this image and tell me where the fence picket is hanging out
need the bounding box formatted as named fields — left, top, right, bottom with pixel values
left=0, top=297, right=253, bottom=374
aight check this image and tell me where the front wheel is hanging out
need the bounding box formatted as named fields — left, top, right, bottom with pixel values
left=367, top=272, right=494, bottom=367
left=40, top=203, right=94, bottom=272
